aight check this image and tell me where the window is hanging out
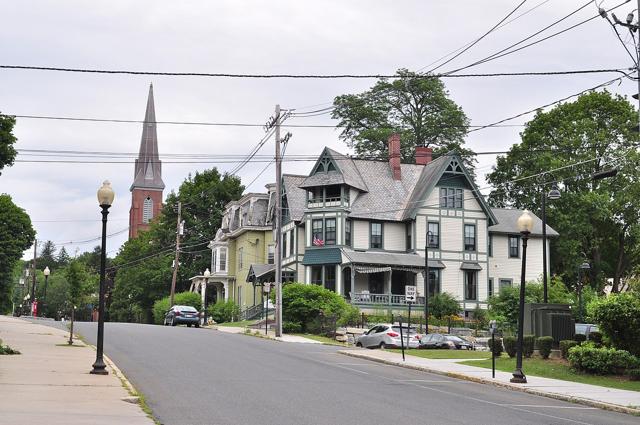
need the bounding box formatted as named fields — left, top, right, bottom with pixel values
left=488, top=278, right=494, bottom=298
left=267, top=244, right=275, bottom=264
left=289, top=230, right=295, bottom=253
left=282, top=232, right=288, bottom=258
left=219, top=248, right=227, bottom=272
left=427, top=269, right=441, bottom=297
left=325, top=218, right=336, bottom=245
left=324, top=266, right=336, bottom=292
left=311, top=266, right=322, bottom=285
left=212, top=249, right=217, bottom=272
left=370, top=222, right=383, bottom=249
left=406, top=223, right=412, bottom=251
left=427, top=222, right=439, bottom=248
left=238, top=247, right=244, bottom=269
left=465, top=271, right=477, bottom=300
left=464, top=224, right=476, bottom=251
left=499, top=279, right=513, bottom=292
left=312, top=219, right=324, bottom=245
left=488, top=234, right=493, bottom=257
left=509, top=235, right=520, bottom=258
left=439, top=188, right=463, bottom=209
left=142, top=197, right=153, bottom=223
left=345, top=219, right=352, bottom=247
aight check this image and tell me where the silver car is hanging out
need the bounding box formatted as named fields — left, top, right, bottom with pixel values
left=356, top=324, right=421, bottom=349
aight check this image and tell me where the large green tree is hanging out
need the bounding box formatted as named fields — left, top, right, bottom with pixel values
left=37, top=240, right=58, bottom=270
left=109, top=168, right=243, bottom=323
left=486, top=91, right=640, bottom=291
left=332, top=68, right=473, bottom=166
left=0, top=113, right=18, bottom=176
left=0, top=194, right=35, bottom=313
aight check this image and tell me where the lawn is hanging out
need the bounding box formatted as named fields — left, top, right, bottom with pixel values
left=390, top=349, right=493, bottom=360
left=460, top=357, right=640, bottom=392
left=216, top=320, right=258, bottom=328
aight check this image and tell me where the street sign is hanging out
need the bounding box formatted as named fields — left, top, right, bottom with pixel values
left=263, top=283, right=272, bottom=293
left=405, top=285, right=417, bottom=303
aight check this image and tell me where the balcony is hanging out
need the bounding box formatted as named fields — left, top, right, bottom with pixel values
left=307, top=196, right=349, bottom=209
left=350, top=292, right=426, bottom=307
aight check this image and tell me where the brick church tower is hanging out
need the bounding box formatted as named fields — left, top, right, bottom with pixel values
left=129, top=84, right=165, bottom=239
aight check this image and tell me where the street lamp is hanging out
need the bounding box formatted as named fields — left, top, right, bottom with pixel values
left=202, top=268, right=211, bottom=325
left=577, top=261, right=591, bottom=322
left=542, top=185, right=560, bottom=303
left=423, top=230, right=433, bottom=334
left=42, top=266, right=51, bottom=317
left=511, top=210, right=534, bottom=384
left=91, top=180, right=114, bottom=376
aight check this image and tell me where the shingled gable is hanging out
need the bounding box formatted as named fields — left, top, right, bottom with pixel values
left=299, top=147, right=368, bottom=192
left=401, top=152, right=497, bottom=225
left=282, top=174, right=307, bottom=222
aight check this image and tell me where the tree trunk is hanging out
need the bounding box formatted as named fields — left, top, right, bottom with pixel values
left=613, top=226, right=629, bottom=294
left=68, top=307, right=75, bottom=345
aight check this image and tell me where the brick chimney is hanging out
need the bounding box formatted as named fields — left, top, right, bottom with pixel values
left=388, top=134, right=401, bottom=180
left=415, top=146, right=433, bottom=165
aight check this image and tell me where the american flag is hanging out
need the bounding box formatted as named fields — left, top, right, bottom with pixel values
left=312, top=236, right=324, bottom=247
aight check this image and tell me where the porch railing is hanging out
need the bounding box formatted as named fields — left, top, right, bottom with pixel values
left=350, top=292, right=426, bottom=306
left=239, top=304, right=264, bottom=321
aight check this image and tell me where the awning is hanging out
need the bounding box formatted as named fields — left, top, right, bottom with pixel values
left=355, top=266, right=391, bottom=274
left=460, top=262, right=483, bottom=271
left=302, top=248, right=342, bottom=265
left=427, top=260, right=446, bottom=269
left=246, top=264, right=275, bottom=282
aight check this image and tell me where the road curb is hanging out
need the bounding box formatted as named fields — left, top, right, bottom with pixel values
left=338, top=350, right=640, bottom=416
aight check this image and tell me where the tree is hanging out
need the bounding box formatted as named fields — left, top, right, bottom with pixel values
left=56, top=247, right=71, bottom=267
left=38, top=240, right=57, bottom=270
left=332, top=69, right=473, bottom=167
left=0, top=113, right=18, bottom=176
left=588, top=292, right=640, bottom=356
left=486, top=91, right=640, bottom=290
left=0, top=194, right=35, bottom=313
left=429, top=292, right=461, bottom=320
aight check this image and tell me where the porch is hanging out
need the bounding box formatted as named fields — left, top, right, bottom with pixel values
left=349, top=292, right=426, bottom=308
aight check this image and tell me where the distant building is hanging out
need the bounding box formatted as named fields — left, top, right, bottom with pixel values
left=129, top=84, right=165, bottom=239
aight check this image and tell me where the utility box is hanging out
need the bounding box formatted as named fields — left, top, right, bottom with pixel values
left=523, top=303, right=574, bottom=345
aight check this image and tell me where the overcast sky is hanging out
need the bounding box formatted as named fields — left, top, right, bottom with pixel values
left=1, top=0, right=637, bottom=261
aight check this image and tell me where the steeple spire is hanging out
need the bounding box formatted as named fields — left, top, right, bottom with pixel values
left=131, top=83, right=165, bottom=191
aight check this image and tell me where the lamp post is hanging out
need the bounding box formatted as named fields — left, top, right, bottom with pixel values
left=423, top=230, right=433, bottom=334
left=202, top=268, right=211, bottom=326
left=91, top=180, right=114, bottom=375
left=511, top=210, right=534, bottom=384
left=577, top=261, right=591, bottom=322
left=541, top=185, right=560, bottom=303
left=42, top=266, right=50, bottom=317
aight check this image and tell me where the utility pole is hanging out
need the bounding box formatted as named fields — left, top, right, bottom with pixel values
left=274, top=104, right=283, bottom=337
left=31, top=239, right=37, bottom=310
left=169, top=201, right=182, bottom=307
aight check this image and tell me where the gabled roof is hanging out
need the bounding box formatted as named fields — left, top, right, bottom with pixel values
left=282, top=174, right=307, bottom=222
left=131, top=84, right=165, bottom=191
left=299, top=148, right=368, bottom=192
left=489, top=208, right=559, bottom=237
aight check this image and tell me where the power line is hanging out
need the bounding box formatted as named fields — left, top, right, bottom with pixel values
left=427, top=0, right=529, bottom=73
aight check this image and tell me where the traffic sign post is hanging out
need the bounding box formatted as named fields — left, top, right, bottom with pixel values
left=489, top=320, right=497, bottom=378
left=405, top=285, right=416, bottom=341
left=264, top=283, right=272, bottom=335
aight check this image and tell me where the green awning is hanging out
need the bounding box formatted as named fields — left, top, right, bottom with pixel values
left=302, top=248, right=342, bottom=265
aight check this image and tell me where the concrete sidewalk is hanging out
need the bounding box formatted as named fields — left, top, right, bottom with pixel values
left=214, top=325, right=322, bottom=343
left=339, top=348, right=640, bottom=415
left=0, top=316, right=153, bottom=425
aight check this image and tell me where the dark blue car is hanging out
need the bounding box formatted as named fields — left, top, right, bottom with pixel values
left=164, top=305, right=200, bottom=327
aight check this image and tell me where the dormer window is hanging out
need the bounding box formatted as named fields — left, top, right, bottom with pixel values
left=312, top=155, right=337, bottom=175
left=439, top=188, right=463, bottom=209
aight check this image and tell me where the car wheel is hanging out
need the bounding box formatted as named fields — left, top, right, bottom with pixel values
left=195, top=323, right=200, bottom=328
left=171, top=317, right=177, bottom=327
left=356, top=342, right=362, bottom=348
left=187, top=324, right=192, bottom=328
left=379, top=342, right=386, bottom=349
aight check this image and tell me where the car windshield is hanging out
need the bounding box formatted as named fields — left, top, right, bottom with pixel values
left=391, top=326, right=417, bottom=334
left=445, top=336, right=465, bottom=343
left=179, top=306, right=198, bottom=312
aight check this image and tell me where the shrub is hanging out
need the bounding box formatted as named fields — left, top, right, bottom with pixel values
left=430, top=292, right=461, bottom=320
left=207, top=300, right=240, bottom=323
left=574, top=333, right=587, bottom=344
left=568, top=344, right=640, bottom=375
left=560, top=340, right=578, bottom=359
left=537, top=336, right=554, bottom=359
left=503, top=336, right=517, bottom=358
left=281, top=283, right=356, bottom=333
left=337, top=304, right=361, bottom=327
left=523, top=335, right=535, bottom=358
left=152, top=292, right=203, bottom=325
left=487, top=337, right=503, bottom=357
left=588, top=293, right=640, bottom=356
left=588, top=331, right=603, bottom=346
left=628, top=368, right=640, bottom=381
left=283, top=321, right=302, bottom=333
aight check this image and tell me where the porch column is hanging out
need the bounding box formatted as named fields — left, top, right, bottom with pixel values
left=223, top=281, right=229, bottom=301
left=387, top=270, right=392, bottom=307
left=336, top=265, right=342, bottom=296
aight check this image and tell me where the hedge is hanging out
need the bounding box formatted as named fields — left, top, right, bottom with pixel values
left=523, top=335, right=535, bottom=358
left=536, top=336, right=553, bottom=359
left=568, top=344, right=640, bottom=375
left=588, top=293, right=640, bottom=356
left=560, top=340, right=577, bottom=359
left=487, top=337, right=503, bottom=357
left=503, top=336, right=517, bottom=358
left=207, top=300, right=240, bottom=324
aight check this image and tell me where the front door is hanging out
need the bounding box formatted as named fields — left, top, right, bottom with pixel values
left=368, top=272, right=384, bottom=294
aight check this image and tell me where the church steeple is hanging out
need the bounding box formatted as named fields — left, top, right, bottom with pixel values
left=131, top=83, right=165, bottom=191
left=129, top=84, right=165, bottom=239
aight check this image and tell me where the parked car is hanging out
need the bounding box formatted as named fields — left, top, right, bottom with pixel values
left=164, top=305, right=200, bottom=327
left=575, top=323, right=599, bottom=339
left=419, top=333, right=473, bottom=350
left=356, top=324, right=421, bottom=349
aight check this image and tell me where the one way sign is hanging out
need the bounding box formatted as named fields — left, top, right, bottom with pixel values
left=405, top=285, right=417, bottom=303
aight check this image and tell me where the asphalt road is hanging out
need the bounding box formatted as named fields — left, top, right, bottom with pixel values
left=42, top=321, right=637, bottom=425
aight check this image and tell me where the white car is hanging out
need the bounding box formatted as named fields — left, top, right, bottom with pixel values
left=356, top=324, right=421, bottom=349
